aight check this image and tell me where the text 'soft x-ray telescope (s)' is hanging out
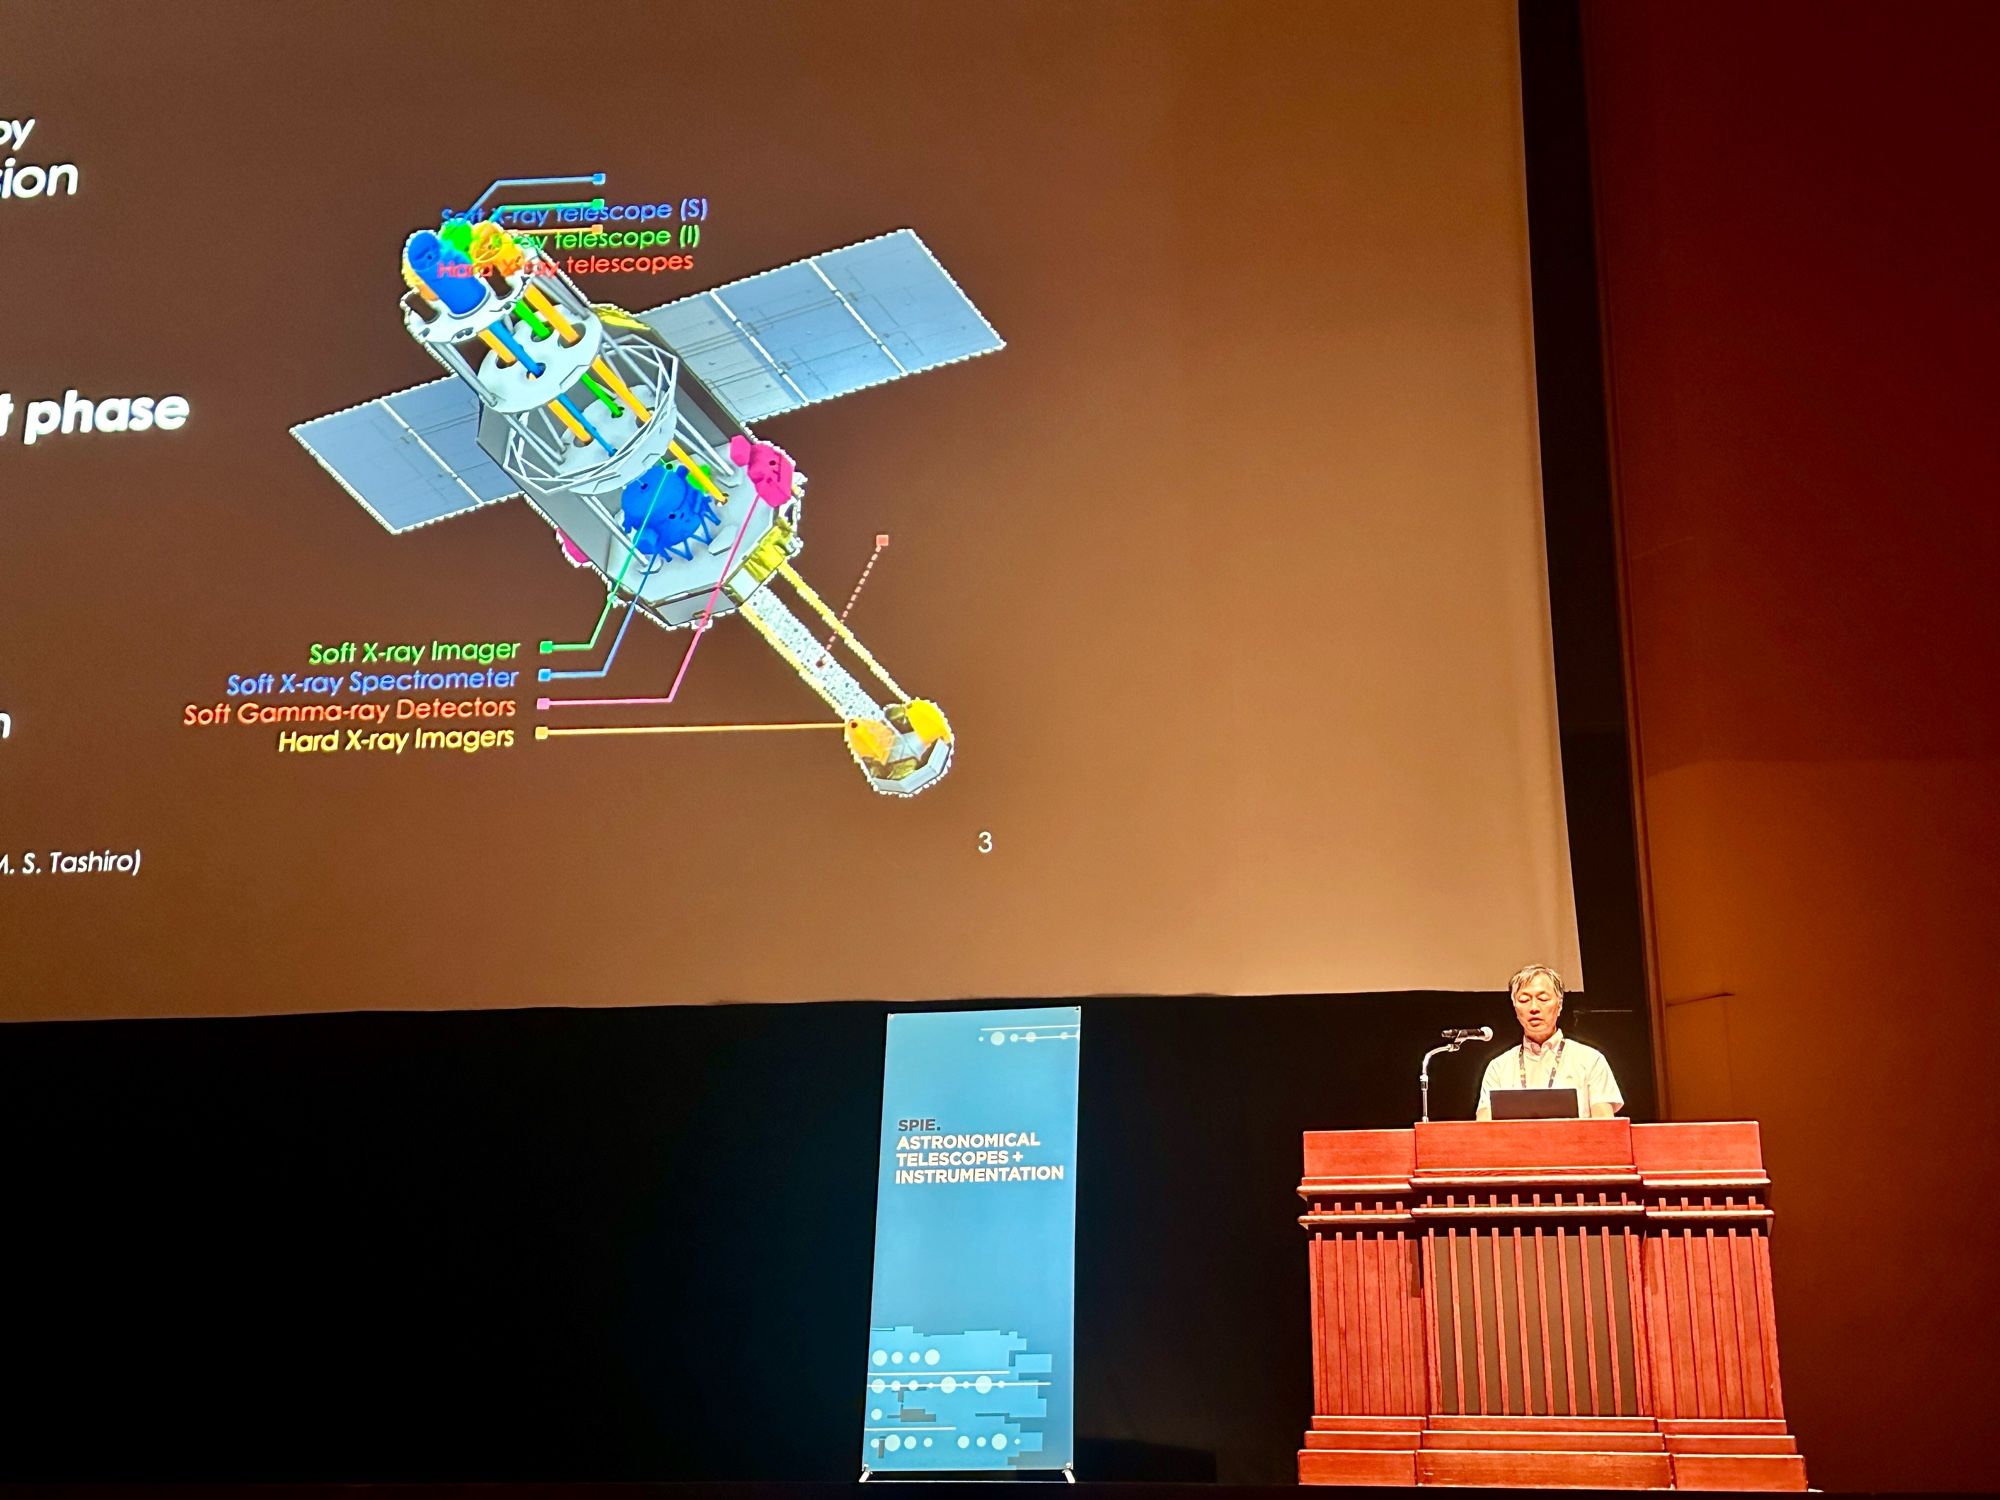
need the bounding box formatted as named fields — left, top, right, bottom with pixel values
left=292, top=214, right=1003, bottom=795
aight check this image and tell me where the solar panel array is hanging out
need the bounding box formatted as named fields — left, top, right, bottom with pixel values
left=639, top=229, right=1004, bottom=424
left=291, top=230, right=1002, bottom=530
left=292, top=378, right=518, bottom=534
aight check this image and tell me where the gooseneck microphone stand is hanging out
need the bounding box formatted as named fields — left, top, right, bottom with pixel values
left=1421, top=1027, right=1494, bottom=1122
left=1419, top=1039, right=1466, bottom=1123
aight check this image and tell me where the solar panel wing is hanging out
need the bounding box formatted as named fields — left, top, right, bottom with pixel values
left=818, top=233, right=1005, bottom=372
left=636, top=229, right=1004, bottom=427
left=638, top=294, right=800, bottom=425
left=293, top=377, right=519, bottom=534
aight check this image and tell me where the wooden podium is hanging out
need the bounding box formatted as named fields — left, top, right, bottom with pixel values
left=1297, top=1120, right=1806, bottom=1490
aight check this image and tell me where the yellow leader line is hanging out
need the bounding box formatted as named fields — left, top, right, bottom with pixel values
left=536, top=721, right=844, bottom=740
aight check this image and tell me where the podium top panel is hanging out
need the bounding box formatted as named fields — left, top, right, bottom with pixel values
left=1415, top=1118, right=1633, bottom=1177
left=1299, top=1121, right=1771, bottom=1191
left=1632, top=1119, right=1768, bottom=1183
left=1303, top=1128, right=1414, bottom=1185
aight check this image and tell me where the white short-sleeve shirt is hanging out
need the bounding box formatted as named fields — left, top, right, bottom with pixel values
left=1475, top=1029, right=1623, bottom=1119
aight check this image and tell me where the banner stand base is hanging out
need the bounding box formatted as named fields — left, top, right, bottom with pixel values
left=858, top=1465, right=1078, bottom=1483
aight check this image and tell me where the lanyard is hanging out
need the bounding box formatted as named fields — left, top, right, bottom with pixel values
left=1519, top=1037, right=1566, bottom=1090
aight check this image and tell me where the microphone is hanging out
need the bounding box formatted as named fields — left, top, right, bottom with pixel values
left=1420, top=1027, right=1493, bottom=1122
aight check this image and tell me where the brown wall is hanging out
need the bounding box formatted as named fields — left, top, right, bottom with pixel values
left=1585, top=2, right=2000, bottom=1489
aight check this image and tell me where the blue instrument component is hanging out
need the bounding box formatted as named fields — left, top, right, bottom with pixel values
left=406, top=229, right=486, bottom=316
left=556, top=391, right=610, bottom=450
left=621, top=465, right=720, bottom=561
left=488, top=319, right=545, bottom=378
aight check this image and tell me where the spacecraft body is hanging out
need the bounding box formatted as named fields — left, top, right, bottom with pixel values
left=293, top=216, right=1003, bottom=795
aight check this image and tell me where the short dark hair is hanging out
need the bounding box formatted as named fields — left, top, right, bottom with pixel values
left=1507, top=964, right=1567, bottom=1000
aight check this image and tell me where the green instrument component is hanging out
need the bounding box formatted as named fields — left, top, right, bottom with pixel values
left=580, top=369, right=622, bottom=417
left=514, top=300, right=551, bottom=339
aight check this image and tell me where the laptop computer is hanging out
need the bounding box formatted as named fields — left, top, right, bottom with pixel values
left=1491, top=1087, right=1580, bottom=1121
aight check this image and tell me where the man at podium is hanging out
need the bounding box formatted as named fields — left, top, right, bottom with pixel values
left=1474, top=964, right=1624, bottom=1119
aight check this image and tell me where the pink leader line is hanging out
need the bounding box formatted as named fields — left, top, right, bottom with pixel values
left=538, top=500, right=760, bottom=710
left=814, top=534, right=888, bottom=669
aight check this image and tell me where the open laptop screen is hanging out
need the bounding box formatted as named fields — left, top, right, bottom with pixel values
left=1491, top=1088, right=1581, bottom=1121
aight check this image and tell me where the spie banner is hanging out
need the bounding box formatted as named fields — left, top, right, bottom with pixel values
left=863, top=1007, right=1083, bottom=1475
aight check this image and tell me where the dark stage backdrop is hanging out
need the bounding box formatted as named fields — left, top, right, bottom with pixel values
left=0, top=990, right=1656, bottom=1486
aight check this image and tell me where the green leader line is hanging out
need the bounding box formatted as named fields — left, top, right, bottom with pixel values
left=541, top=546, right=640, bottom=655
left=541, top=591, right=619, bottom=656
left=539, top=468, right=666, bottom=655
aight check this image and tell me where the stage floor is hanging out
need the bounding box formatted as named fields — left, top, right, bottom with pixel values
left=0, top=1485, right=1939, bottom=1497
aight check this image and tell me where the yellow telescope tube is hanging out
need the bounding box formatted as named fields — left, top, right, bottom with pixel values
left=548, top=400, right=593, bottom=446
left=589, top=358, right=651, bottom=423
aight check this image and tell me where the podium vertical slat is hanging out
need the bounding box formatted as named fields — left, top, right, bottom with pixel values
left=1363, top=1232, right=1385, bottom=1412
left=1447, top=1229, right=1467, bottom=1411
left=1669, top=1227, right=1700, bottom=1412
left=1714, top=1227, right=1745, bottom=1418
left=1580, top=1227, right=1604, bottom=1413
left=1556, top=1228, right=1579, bottom=1415
left=1494, top=1226, right=1514, bottom=1413
left=1310, top=1234, right=1329, bottom=1411
left=1753, top=1230, right=1787, bottom=1416
left=1352, top=1232, right=1368, bottom=1408
left=1511, top=1227, right=1532, bottom=1414
left=1734, top=1229, right=1768, bottom=1418
left=1625, top=1225, right=1655, bottom=1415
left=1600, top=1225, right=1624, bottom=1414
left=1690, top=1223, right=1722, bottom=1414
left=1533, top=1224, right=1557, bottom=1414
left=1423, top=1231, right=1445, bottom=1414
left=1416, top=1240, right=1432, bottom=1416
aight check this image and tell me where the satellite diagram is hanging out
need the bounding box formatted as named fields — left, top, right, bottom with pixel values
left=292, top=175, right=1004, bottom=797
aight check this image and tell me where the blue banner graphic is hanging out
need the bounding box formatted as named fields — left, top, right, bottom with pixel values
left=863, top=1006, right=1082, bottom=1474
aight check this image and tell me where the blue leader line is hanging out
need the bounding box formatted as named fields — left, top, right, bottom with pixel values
left=470, top=172, right=607, bottom=216
left=539, top=481, right=664, bottom=683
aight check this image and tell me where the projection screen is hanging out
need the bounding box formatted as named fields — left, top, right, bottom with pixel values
left=0, top=0, right=1579, bottom=1020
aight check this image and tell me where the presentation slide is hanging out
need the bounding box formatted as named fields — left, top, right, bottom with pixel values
left=0, top=0, right=1578, bottom=1020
